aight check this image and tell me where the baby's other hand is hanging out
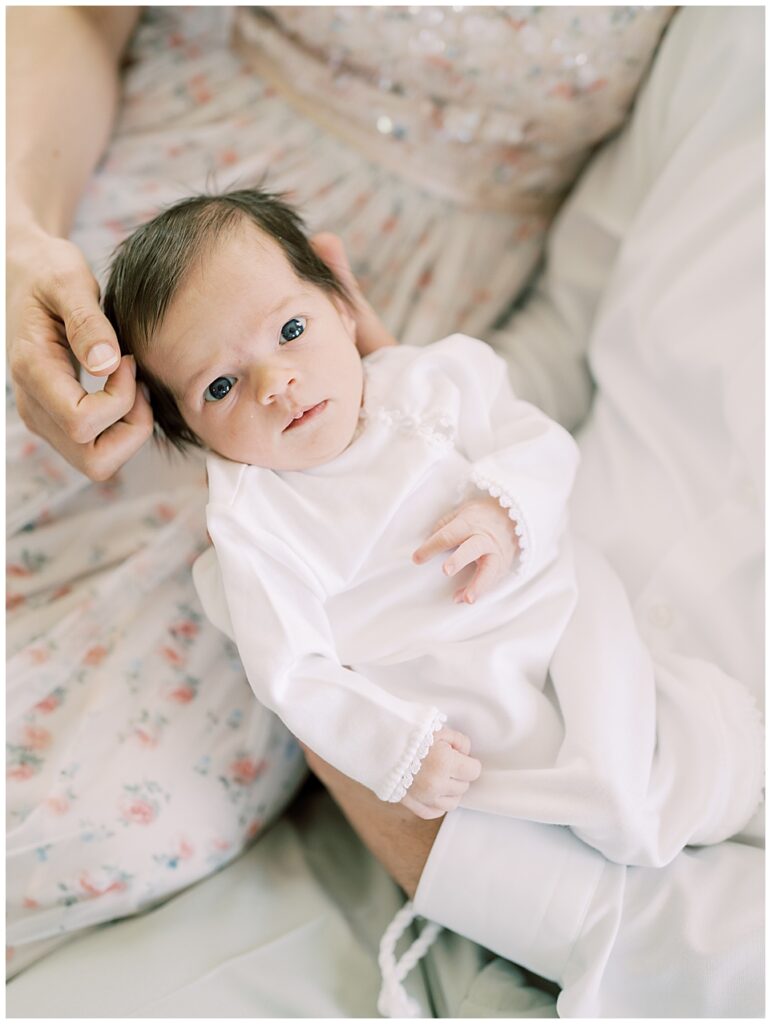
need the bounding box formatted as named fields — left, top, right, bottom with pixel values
left=400, top=727, right=481, bottom=820
left=411, top=495, right=521, bottom=604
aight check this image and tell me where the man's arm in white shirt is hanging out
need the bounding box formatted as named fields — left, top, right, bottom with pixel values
left=415, top=8, right=764, bottom=1015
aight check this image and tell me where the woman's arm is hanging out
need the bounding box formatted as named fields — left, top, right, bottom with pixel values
left=7, top=6, right=152, bottom=480
left=8, top=6, right=139, bottom=237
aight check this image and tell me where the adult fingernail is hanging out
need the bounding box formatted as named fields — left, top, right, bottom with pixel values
left=87, top=343, right=119, bottom=372
left=126, top=355, right=137, bottom=378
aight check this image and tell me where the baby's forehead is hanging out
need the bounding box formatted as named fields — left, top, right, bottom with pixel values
left=213, top=218, right=295, bottom=268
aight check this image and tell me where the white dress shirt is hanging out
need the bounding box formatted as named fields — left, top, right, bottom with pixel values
left=413, top=7, right=764, bottom=1016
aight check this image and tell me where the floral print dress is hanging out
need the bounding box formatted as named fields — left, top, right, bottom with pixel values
left=7, top=5, right=674, bottom=975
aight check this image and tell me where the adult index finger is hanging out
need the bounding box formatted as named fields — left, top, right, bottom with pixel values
left=87, top=370, right=154, bottom=480
left=20, top=373, right=152, bottom=481
left=22, top=345, right=137, bottom=444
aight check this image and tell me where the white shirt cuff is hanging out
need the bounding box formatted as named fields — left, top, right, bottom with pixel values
left=414, top=807, right=606, bottom=983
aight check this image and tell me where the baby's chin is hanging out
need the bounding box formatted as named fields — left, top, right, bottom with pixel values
left=210, top=410, right=360, bottom=470
left=274, top=421, right=361, bottom=471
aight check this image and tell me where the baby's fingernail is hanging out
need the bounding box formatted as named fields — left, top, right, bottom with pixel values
left=443, top=563, right=453, bottom=576
left=126, top=355, right=137, bottom=378
left=86, top=343, right=119, bottom=372
left=466, top=592, right=475, bottom=604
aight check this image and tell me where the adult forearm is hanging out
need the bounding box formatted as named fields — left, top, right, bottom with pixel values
left=7, top=6, right=139, bottom=238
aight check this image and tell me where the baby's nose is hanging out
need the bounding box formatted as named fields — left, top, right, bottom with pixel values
left=256, top=366, right=297, bottom=405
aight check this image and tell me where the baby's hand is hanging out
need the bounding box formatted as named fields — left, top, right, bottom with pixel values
left=412, top=495, right=521, bottom=604
left=400, top=727, right=481, bottom=820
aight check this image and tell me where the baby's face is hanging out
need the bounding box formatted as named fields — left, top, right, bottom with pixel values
left=143, top=223, right=363, bottom=470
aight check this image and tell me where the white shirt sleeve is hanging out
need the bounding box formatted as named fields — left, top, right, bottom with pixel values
left=432, top=335, right=580, bottom=577
left=200, top=502, right=446, bottom=803
left=415, top=807, right=763, bottom=1017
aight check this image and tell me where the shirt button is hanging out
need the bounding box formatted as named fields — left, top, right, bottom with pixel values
left=648, top=602, right=674, bottom=629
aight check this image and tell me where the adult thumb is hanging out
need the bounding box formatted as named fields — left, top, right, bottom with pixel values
left=60, top=288, right=122, bottom=376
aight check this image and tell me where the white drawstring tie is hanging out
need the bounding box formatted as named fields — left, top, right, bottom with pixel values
left=377, top=900, right=442, bottom=1017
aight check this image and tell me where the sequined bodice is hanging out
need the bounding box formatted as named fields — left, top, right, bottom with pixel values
left=234, top=6, right=673, bottom=211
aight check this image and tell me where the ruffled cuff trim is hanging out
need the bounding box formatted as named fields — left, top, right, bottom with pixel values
left=469, top=469, right=531, bottom=573
left=381, top=711, right=447, bottom=803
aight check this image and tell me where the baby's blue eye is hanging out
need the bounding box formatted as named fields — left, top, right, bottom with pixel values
left=204, top=376, right=236, bottom=402
left=280, top=317, right=306, bottom=344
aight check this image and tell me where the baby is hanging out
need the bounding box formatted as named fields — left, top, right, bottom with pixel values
left=104, top=189, right=762, bottom=1015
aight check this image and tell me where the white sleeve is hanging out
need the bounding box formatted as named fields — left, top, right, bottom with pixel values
left=415, top=810, right=763, bottom=1017
left=199, top=504, right=445, bottom=802
left=435, top=335, right=580, bottom=577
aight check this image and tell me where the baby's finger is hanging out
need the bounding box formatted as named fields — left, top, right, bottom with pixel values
left=412, top=515, right=467, bottom=564
left=400, top=793, right=446, bottom=820
left=438, top=727, right=471, bottom=756
left=456, top=553, right=501, bottom=604
left=432, top=794, right=464, bottom=813
left=443, top=534, right=491, bottom=577
left=440, top=778, right=470, bottom=798
left=451, top=754, right=482, bottom=783
left=426, top=508, right=458, bottom=538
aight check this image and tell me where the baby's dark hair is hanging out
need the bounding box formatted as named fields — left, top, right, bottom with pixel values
left=103, top=188, right=352, bottom=451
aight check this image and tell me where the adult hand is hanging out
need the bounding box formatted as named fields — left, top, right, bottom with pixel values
left=311, top=232, right=398, bottom=355
left=7, top=223, right=153, bottom=481
left=302, top=743, right=442, bottom=898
